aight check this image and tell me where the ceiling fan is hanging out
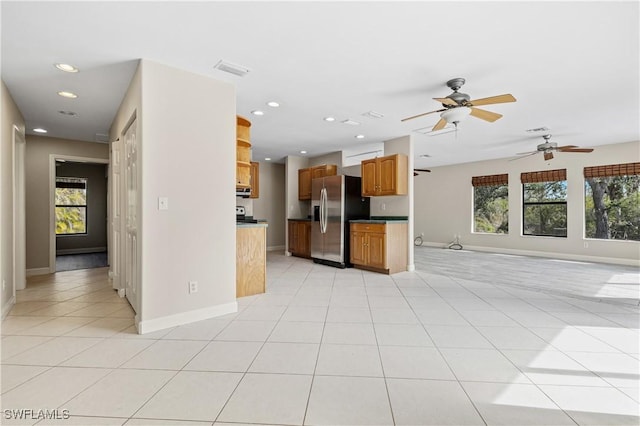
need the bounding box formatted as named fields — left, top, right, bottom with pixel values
left=401, top=78, right=516, bottom=131
left=413, top=168, right=431, bottom=176
left=512, top=134, right=594, bottom=161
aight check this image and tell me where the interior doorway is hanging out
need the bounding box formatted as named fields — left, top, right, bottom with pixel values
left=49, top=155, right=109, bottom=273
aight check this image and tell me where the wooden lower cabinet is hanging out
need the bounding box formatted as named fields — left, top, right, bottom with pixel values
left=288, top=220, right=311, bottom=258
left=350, top=222, right=407, bottom=274
left=236, top=225, right=266, bottom=297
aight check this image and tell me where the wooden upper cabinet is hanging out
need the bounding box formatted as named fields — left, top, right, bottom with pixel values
left=298, top=164, right=337, bottom=200
left=361, top=154, right=408, bottom=196
left=236, top=116, right=252, bottom=188
left=298, top=168, right=312, bottom=200
left=250, top=161, right=259, bottom=198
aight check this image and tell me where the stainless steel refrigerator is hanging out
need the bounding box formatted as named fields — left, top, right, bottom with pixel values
left=311, top=175, right=370, bottom=268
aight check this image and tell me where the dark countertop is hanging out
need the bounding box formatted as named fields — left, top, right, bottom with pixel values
left=236, top=222, right=268, bottom=228
left=351, top=216, right=408, bottom=224
left=288, top=218, right=312, bottom=221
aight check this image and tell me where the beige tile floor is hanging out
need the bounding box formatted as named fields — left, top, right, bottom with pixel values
left=1, top=248, right=639, bottom=425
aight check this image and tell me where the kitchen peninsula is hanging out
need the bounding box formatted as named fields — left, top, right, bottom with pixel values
left=236, top=221, right=268, bottom=297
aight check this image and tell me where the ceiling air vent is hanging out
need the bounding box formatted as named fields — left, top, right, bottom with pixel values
left=526, top=127, right=550, bottom=133
left=341, top=119, right=360, bottom=126
left=95, top=133, right=109, bottom=143
left=362, top=111, right=384, bottom=119
left=414, top=126, right=456, bottom=136
left=214, top=60, right=250, bottom=77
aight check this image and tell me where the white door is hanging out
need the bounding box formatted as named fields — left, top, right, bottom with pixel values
left=109, top=139, right=122, bottom=291
left=124, top=119, right=138, bottom=312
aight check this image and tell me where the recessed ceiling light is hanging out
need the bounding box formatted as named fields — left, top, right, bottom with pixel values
left=33, top=128, right=47, bottom=133
left=419, top=154, right=431, bottom=158
left=300, top=150, right=307, bottom=154
left=58, top=110, right=78, bottom=116
left=251, top=110, right=264, bottom=116
left=355, top=134, right=365, bottom=139
left=57, top=91, right=78, bottom=99
left=266, top=101, right=280, bottom=108
left=324, top=117, right=335, bottom=122
left=265, top=157, right=271, bottom=161
left=54, top=63, right=78, bottom=73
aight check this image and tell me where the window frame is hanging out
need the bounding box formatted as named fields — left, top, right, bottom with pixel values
left=471, top=174, right=509, bottom=235
left=55, top=177, right=88, bottom=236
left=521, top=177, right=568, bottom=238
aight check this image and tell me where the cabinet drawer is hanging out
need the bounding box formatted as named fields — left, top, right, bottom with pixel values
left=351, top=223, right=386, bottom=233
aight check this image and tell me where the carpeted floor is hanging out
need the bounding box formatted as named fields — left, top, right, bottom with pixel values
left=56, top=252, right=108, bottom=272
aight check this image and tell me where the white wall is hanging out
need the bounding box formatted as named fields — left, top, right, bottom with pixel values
left=414, top=140, right=640, bottom=265
left=1, top=81, right=25, bottom=317
left=253, top=162, right=286, bottom=250
left=111, top=59, right=237, bottom=332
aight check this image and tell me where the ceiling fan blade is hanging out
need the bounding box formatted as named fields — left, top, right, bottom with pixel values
left=469, top=107, right=503, bottom=122
left=515, top=151, right=537, bottom=155
left=555, top=145, right=577, bottom=150
left=413, top=172, right=419, bottom=176
left=469, top=94, right=517, bottom=106
left=433, top=97, right=458, bottom=106
left=414, top=168, right=431, bottom=173
left=432, top=118, right=447, bottom=131
left=509, top=152, right=538, bottom=161
left=559, top=147, right=594, bottom=153
left=544, top=152, right=554, bottom=161
left=401, top=108, right=446, bottom=122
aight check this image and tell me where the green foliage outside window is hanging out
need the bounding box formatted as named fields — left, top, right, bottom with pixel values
left=585, top=175, right=640, bottom=241
left=523, top=181, right=567, bottom=237
left=55, top=178, right=87, bottom=235
left=474, top=185, right=508, bottom=233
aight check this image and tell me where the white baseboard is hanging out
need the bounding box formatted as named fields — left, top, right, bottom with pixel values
left=26, top=267, right=50, bottom=277
left=420, top=242, right=640, bottom=267
left=2, top=296, right=16, bottom=319
left=136, top=301, right=238, bottom=335
left=56, top=247, right=107, bottom=255
left=267, top=245, right=285, bottom=252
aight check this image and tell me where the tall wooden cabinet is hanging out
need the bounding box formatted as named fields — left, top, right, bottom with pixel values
left=298, top=164, right=337, bottom=200
left=350, top=222, right=407, bottom=274
left=361, top=154, right=408, bottom=196
left=249, top=161, right=260, bottom=198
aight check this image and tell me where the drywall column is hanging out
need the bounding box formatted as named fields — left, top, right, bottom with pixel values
left=369, top=135, right=415, bottom=271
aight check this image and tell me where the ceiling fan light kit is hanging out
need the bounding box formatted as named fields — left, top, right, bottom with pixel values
left=402, top=77, right=516, bottom=132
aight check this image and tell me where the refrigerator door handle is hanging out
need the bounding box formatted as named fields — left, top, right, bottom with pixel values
left=320, top=187, right=328, bottom=234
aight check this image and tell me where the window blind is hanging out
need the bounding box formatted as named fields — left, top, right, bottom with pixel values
left=520, top=169, right=567, bottom=183
left=584, top=162, right=640, bottom=178
left=471, top=173, right=508, bottom=187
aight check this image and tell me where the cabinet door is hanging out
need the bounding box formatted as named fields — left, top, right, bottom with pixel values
left=288, top=221, right=298, bottom=254
left=311, top=166, right=326, bottom=179
left=367, top=232, right=386, bottom=269
left=298, top=168, right=312, bottom=200
left=249, top=161, right=260, bottom=198
left=301, top=221, right=311, bottom=257
left=350, top=230, right=367, bottom=265
left=361, top=159, right=378, bottom=196
left=378, top=156, right=397, bottom=195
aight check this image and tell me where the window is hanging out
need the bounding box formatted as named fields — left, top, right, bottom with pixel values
left=521, top=169, right=567, bottom=237
left=472, top=174, right=508, bottom=234
left=584, top=162, right=640, bottom=241
left=55, top=177, right=87, bottom=235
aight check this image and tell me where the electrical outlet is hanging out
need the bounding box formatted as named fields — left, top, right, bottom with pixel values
left=380, top=203, right=386, bottom=211
left=189, top=281, right=198, bottom=294
left=584, top=242, right=589, bottom=248
left=420, top=232, right=424, bottom=237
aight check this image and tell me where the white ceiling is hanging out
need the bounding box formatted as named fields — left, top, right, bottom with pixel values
left=2, top=1, right=638, bottom=168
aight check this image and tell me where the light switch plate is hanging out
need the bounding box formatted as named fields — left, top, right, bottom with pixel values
left=158, top=197, right=169, bottom=210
